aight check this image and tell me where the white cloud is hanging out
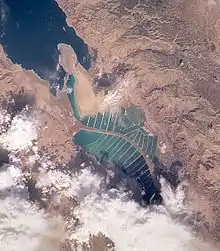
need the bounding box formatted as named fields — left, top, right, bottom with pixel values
left=0, top=164, right=22, bottom=190
left=0, top=197, right=49, bottom=251
left=67, top=175, right=213, bottom=251
left=0, top=163, right=54, bottom=251
left=36, top=165, right=213, bottom=251
left=0, top=107, right=217, bottom=251
left=0, top=113, right=38, bottom=152
left=37, top=168, right=103, bottom=201
left=0, top=111, right=61, bottom=251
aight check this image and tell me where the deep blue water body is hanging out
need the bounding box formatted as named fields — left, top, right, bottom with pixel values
left=0, top=0, right=91, bottom=87
left=0, top=0, right=162, bottom=204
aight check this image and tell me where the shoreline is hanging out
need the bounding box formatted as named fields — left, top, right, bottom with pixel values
left=56, top=0, right=220, bottom=246
left=57, top=43, right=162, bottom=201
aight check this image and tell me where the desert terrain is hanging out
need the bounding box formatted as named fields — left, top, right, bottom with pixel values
left=0, top=38, right=118, bottom=250
left=56, top=0, right=220, bottom=243
left=1, top=0, right=220, bottom=249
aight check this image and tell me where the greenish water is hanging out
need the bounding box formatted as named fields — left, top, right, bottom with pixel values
left=66, top=75, right=81, bottom=120
left=0, top=0, right=161, bottom=202
left=66, top=75, right=161, bottom=202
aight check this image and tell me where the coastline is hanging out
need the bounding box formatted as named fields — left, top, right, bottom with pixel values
left=56, top=0, right=220, bottom=245
left=0, top=44, right=75, bottom=164
left=58, top=43, right=104, bottom=116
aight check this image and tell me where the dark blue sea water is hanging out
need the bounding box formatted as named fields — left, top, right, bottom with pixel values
left=0, top=0, right=91, bottom=87
left=0, top=0, right=162, bottom=204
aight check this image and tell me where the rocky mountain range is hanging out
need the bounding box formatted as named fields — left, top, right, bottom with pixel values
left=56, top=0, right=220, bottom=243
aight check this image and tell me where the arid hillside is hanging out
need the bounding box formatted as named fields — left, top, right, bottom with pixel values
left=0, top=43, right=116, bottom=251
left=0, top=44, right=75, bottom=163
left=57, top=0, right=220, bottom=242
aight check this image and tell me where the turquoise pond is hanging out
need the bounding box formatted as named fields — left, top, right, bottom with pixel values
left=0, top=0, right=162, bottom=203
left=63, top=75, right=162, bottom=203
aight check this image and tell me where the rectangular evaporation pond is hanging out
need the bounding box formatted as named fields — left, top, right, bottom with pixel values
left=90, top=135, right=111, bottom=157
left=106, top=113, right=117, bottom=131
left=139, top=170, right=151, bottom=187
left=146, top=136, right=154, bottom=158
left=94, top=113, right=103, bottom=129
left=116, top=144, right=137, bottom=167
left=87, top=116, right=96, bottom=128
left=149, top=137, right=157, bottom=159
left=121, top=125, right=139, bottom=135
left=73, top=130, right=103, bottom=147
left=108, top=140, right=131, bottom=163
left=122, top=150, right=141, bottom=171
left=105, top=137, right=124, bottom=159
left=99, top=113, right=111, bottom=130
left=125, top=156, right=145, bottom=176
left=133, top=131, right=142, bottom=145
